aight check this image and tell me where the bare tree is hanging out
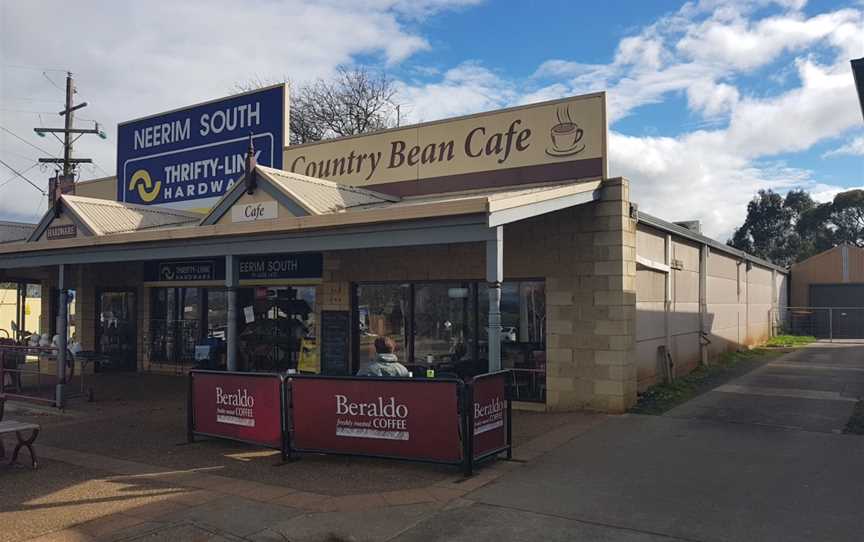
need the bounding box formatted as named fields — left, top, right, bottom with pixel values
left=234, top=66, right=399, bottom=145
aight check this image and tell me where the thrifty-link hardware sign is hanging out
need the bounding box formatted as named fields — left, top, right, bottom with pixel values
left=283, top=92, right=606, bottom=196
left=117, top=85, right=288, bottom=209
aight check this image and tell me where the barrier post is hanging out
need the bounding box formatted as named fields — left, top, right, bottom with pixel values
left=462, top=382, right=474, bottom=477
left=186, top=373, right=195, bottom=444
left=281, top=378, right=292, bottom=462
left=506, top=377, right=513, bottom=460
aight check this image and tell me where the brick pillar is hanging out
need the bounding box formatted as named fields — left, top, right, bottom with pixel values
left=545, top=178, right=637, bottom=413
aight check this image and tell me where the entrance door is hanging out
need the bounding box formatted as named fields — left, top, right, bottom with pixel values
left=96, top=291, right=138, bottom=371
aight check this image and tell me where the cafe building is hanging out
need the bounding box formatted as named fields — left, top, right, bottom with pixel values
left=0, top=89, right=788, bottom=413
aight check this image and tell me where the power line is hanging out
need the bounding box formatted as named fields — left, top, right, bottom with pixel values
left=0, top=147, right=40, bottom=162
left=0, top=124, right=59, bottom=158
left=42, top=71, right=65, bottom=92
left=0, top=108, right=57, bottom=114
left=1, top=64, right=68, bottom=73
left=0, top=158, right=46, bottom=195
left=0, top=162, right=40, bottom=191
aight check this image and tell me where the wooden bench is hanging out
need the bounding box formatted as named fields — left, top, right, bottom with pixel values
left=0, top=396, right=40, bottom=469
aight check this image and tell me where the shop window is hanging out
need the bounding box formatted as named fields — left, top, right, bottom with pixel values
left=480, top=281, right=547, bottom=402
left=356, top=284, right=410, bottom=367
left=353, top=280, right=545, bottom=399
left=1, top=282, right=43, bottom=341
left=413, top=283, right=477, bottom=375
left=237, top=286, right=316, bottom=372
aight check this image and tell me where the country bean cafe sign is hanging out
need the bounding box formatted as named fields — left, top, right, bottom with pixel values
left=283, top=92, right=607, bottom=196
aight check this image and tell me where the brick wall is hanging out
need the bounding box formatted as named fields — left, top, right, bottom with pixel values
left=325, top=178, right=637, bottom=413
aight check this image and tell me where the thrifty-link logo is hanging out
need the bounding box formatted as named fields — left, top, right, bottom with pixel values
left=215, top=386, right=256, bottom=427
left=335, top=395, right=409, bottom=441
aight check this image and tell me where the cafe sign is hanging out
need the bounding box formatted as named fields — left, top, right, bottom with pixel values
left=232, top=201, right=278, bottom=223
left=283, top=93, right=606, bottom=196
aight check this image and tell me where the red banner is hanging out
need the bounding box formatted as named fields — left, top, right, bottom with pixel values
left=290, top=378, right=462, bottom=463
left=472, top=372, right=507, bottom=459
left=192, top=372, right=283, bottom=449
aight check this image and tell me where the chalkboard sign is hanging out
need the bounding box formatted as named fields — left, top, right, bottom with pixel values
left=320, top=311, right=350, bottom=376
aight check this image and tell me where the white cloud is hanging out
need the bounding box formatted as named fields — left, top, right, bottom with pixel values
left=823, top=136, right=864, bottom=158
left=394, top=62, right=515, bottom=122
left=0, top=0, right=476, bottom=221
left=0, top=0, right=860, bottom=243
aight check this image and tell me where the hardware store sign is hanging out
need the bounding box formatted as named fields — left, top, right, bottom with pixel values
left=117, top=84, right=287, bottom=210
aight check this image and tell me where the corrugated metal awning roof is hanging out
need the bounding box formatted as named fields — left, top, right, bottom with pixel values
left=0, top=221, right=36, bottom=244
left=258, top=166, right=398, bottom=215
left=62, top=195, right=202, bottom=235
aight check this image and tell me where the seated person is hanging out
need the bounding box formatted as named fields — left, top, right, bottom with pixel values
left=357, top=337, right=409, bottom=377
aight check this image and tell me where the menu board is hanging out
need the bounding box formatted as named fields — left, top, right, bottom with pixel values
left=320, top=311, right=350, bottom=376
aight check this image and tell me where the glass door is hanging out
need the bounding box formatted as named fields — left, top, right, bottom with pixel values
left=96, top=291, right=138, bottom=371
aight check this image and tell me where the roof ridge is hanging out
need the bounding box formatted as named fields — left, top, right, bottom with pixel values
left=62, top=194, right=202, bottom=219
left=258, top=165, right=397, bottom=202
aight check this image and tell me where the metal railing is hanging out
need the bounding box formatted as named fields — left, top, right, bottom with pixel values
left=773, top=307, right=864, bottom=342
left=0, top=344, right=93, bottom=406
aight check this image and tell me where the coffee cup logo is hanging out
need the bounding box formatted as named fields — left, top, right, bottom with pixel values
left=545, top=105, right=585, bottom=157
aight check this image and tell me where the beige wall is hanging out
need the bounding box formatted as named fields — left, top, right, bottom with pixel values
left=75, top=177, right=116, bottom=201
left=790, top=245, right=864, bottom=306
left=635, top=223, right=786, bottom=390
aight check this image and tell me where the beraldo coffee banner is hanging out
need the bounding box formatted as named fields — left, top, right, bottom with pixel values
left=472, top=371, right=508, bottom=460
left=283, top=93, right=607, bottom=196
left=290, top=378, right=462, bottom=463
left=191, top=372, right=283, bottom=449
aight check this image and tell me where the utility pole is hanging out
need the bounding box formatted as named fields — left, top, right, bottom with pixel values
left=34, top=72, right=104, bottom=206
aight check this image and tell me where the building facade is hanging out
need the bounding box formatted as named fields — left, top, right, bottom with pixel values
left=0, top=92, right=788, bottom=412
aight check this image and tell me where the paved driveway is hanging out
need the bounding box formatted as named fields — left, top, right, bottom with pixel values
left=667, top=341, right=864, bottom=433
left=395, top=343, right=864, bottom=542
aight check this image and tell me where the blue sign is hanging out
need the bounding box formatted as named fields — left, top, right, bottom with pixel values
left=117, top=85, right=287, bottom=208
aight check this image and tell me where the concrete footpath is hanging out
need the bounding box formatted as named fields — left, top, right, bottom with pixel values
left=394, top=342, right=864, bottom=542
left=4, top=343, right=864, bottom=541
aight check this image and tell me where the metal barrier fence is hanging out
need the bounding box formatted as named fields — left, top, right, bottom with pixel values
left=773, top=307, right=864, bottom=341
left=0, top=344, right=93, bottom=406
left=188, top=369, right=513, bottom=476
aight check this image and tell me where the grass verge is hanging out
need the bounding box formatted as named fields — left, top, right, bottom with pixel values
left=844, top=400, right=864, bottom=435
left=629, top=348, right=785, bottom=415
left=764, top=335, right=816, bottom=347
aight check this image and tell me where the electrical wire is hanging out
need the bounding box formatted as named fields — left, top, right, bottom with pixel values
left=0, top=124, right=59, bottom=158
left=42, top=71, right=65, bottom=92
left=0, top=162, right=40, bottom=191
left=0, top=158, right=46, bottom=195
left=1, top=64, right=67, bottom=73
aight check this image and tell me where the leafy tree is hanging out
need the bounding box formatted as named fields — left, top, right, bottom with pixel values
left=828, top=189, right=864, bottom=247
left=234, top=66, right=399, bottom=145
left=728, top=189, right=813, bottom=267
left=730, top=188, right=864, bottom=266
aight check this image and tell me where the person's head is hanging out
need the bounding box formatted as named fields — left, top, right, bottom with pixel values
left=374, top=336, right=396, bottom=355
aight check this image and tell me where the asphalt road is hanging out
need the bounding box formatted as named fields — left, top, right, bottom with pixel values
left=394, top=342, right=864, bottom=542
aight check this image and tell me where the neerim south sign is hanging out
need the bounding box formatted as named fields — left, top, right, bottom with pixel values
left=117, top=84, right=288, bottom=210
left=283, top=93, right=607, bottom=196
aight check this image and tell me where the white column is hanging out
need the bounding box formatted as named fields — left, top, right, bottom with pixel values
left=55, top=264, right=68, bottom=407
left=225, top=255, right=239, bottom=371
left=486, top=227, right=503, bottom=372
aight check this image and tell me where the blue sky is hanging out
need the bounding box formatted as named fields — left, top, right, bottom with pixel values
left=0, top=0, right=862, bottom=238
